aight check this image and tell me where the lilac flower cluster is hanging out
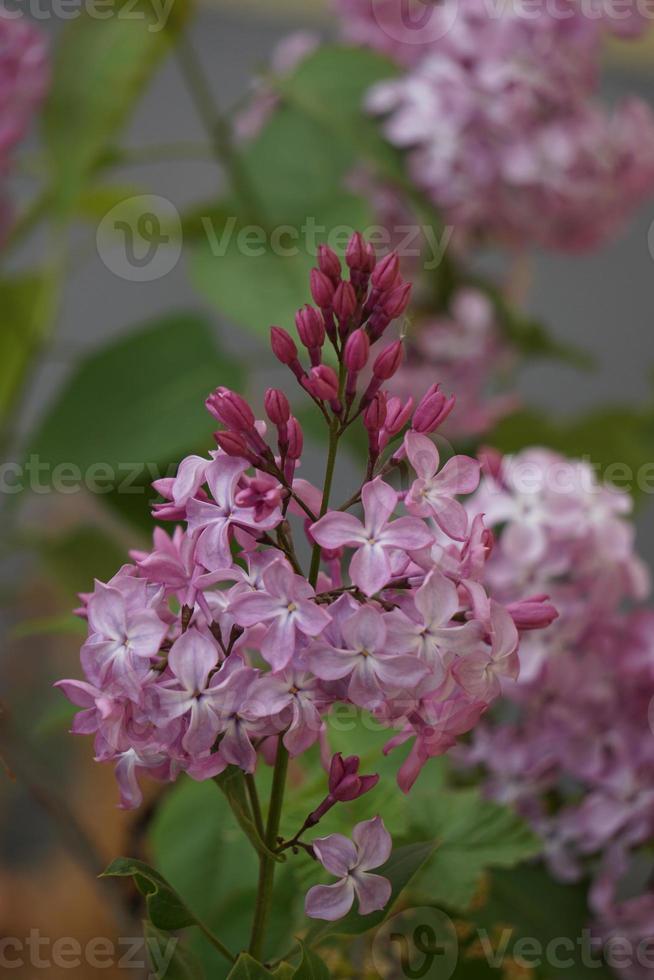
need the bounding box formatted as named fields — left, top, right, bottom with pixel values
left=57, top=235, right=544, bottom=919
left=336, top=0, right=654, bottom=250
left=461, top=449, right=654, bottom=975
left=391, top=288, right=518, bottom=440
left=0, top=11, right=48, bottom=240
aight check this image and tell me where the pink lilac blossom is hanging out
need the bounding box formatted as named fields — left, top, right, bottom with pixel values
left=0, top=11, right=49, bottom=241
left=335, top=0, right=654, bottom=250
left=57, top=234, right=545, bottom=921
left=460, top=448, right=654, bottom=975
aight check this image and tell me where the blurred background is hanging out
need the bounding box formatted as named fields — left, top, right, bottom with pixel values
left=2, top=0, right=654, bottom=975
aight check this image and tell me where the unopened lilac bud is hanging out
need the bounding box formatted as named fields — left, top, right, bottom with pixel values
left=317, top=244, right=341, bottom=282
left=215, top=430, right=253, bottom=461
left=270, top=326, right=298, bottom=365
left=372, top=340, right=404, bottom=380
left=264, top=388, right=290, bottom=425
left=310, top=268, right=335, bottom=309
left=364, top=391, right=387, bottom=434
left=328, top=753, right=379, bottom=802
left=507, top=595, right=559, bottom=631
left=295, top=306, right=325, bottom=350
left=385, top=395, right=414, bottom=436
left=345, top=231, right=367, bottom=272
left=371, top=251, right=400, bottom=291
left=305, top=364, right=339, bottom=401
left=413, top=384, right=456, bottom=433
left=383, top=280, right=412, bottom=319
left=344, top=328, right=370, bottom=374
left=206, top=387, right=255, bottom=431
left=333, top=281, right=357, bottom=324
left=287, top=417, right=303, bottom=460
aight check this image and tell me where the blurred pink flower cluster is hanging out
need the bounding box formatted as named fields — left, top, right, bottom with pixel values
left=461, top=449, right=654, bottom=975
left=57, top=236, right=550, bottom=919
left=337, top=0, right=654, bottom=249
left=391, top=288, right=519, bottom=439
left=0, top=11, right=48, bottom=239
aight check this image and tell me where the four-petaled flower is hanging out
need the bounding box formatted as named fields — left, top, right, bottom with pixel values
left=305, top=816, right=393, bottom=920
left=405, top=431, right=480, bottom=540
left=311, top=477, right=434, bottom=596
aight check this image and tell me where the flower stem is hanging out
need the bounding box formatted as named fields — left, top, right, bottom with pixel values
left=245, top=772, right=265, bottom=840
left=309, top=418, right=341, bottom=588
left=196, top=919, right=236, bottom=964
left=249, top=739, right=290, bottom=961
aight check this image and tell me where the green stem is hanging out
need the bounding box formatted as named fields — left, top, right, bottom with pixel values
left=308, top=421, right=340, bottom=587
left=174, top=32, right=262, bottom=222
left=245, top=772, right=265, bottom=840
left=249, top=740, right=290, bottom=961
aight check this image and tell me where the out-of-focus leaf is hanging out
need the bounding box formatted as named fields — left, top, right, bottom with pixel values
left=27, top=313, right=239, bottom=482
left=75, top=183, right=146, bottom=222
left=306, top=840, right=436, bottom=945
left=407, top=785, right=541, bottom=911
left=489, top=406, right=654, bottom=500
left=271, top=965, right=296, bottom=979
left=43, top=0, right=188, bottom=214
left=466, top=865, right=613, bottom=978
left=0, top=274, right=54, bottom=420
left=143, top=922, right=205, bottom=980
left=11, top=613, right=86, bottom=639
left=227, top=954, right=274, bottom=978
left=37, top=525, right=127, bottom=596
left=292, top=942, right=330, bottom=979
left=32, top=700, right=78, bottom=738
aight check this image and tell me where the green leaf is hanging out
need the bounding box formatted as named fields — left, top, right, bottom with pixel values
left=27, top=312, right=240, bottom=488
left=306, top=840, right=436, bottom=945
left=36, top=525, right=128, bottom=596
left=214, top=767, right=285, bottom=863
left=0, top=274, right=55, bottom=421
left=43, top=0, right=187, bottom=214
left=468, top=865, right=614, bottom=978
left=292, top=941, right=330, bottom=979
left=407, top=785, right=541, bottom=912
left=101, top=858, right=197, bottom=931
left=12, top=613, right=86, bottom=640
left=227, top=954, right=274, bottom=979
left=271, top=965, right=296, bottom=979
left=143, top=921, right=205, bottom=980
left=150, top=778, right=258, bottom=925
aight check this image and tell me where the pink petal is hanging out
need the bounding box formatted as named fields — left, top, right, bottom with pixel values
left=361, top=478, right=398, bottom=536
left=205, top=455, right=248, bottom=507
left=429, top=496, right=469, bottom=541
left=172, top=455, right=210, bottom=506
left=379, top=517, right=434, bottom=551
left=54, top=679, right=98, bottom=708
left=304, top=645, right=359, bottom=681
left=261, top=615, right=297, bottom=671
left=305, top=879, right=355, bottom=921
left=195, top=519, right=233, bottom=571
left=352, top=816, right=392, bottom=871
left=310, top=511, right=366, bottom=549
left=294, top=599, right=332, bottom=637
left=125, top=611, right=167, bottom=659
left=490, top=601, right=519, bottom=661
left=350, top=543, right=391, bottom=596
left=341, top=605, right=386, bottom=652
left=168, top=629, right=219, bottom=693
left=352, top=871, right=392, bottom=914
left=87, top=584, right=126, bottom=639
left=313, top=833, right=358, bottom=876
left=433, top=455, right=480, bottom=496
left=230, top=591, right=283, bottom=626
left=405, top=431, right=439, bottom=480
left=415, top=569, right=459, bottom=627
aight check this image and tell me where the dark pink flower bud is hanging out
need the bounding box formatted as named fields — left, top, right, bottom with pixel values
left=310, top=268, right=335, bottom=309
left=215, top=430, right=252, bottom=460
left=317, top=244, right=341, bottom=282
left=287, top=416, right=303, bottom=460
left=332, top=281, right=357, bottom=323
left=372, top=340, right=404, bottom=380
left=206, top=387, right=255, bottom=432
left=371, top=251, right=400, bottom=291
left=507, top=595, right=559, bottom=631
left=328, top=753, right=379, bottom=802
left=413, top=383, right=456, bottom=433
left=305, top=365, right=339, bottom=401
left=383, top=280, right=412, bottom=319
left=385, top=395, right=414, bottom=435
left=364, top=391, right=387, bottom=433
left=264, top=388, right=290, bottom=425
left=295, top=305, right=325, bottom=350
left=270, top=326, right=298, bottom=365
left=344, top=328, right=370, bottom=374
left=345, top=231, right=368, bottom=272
